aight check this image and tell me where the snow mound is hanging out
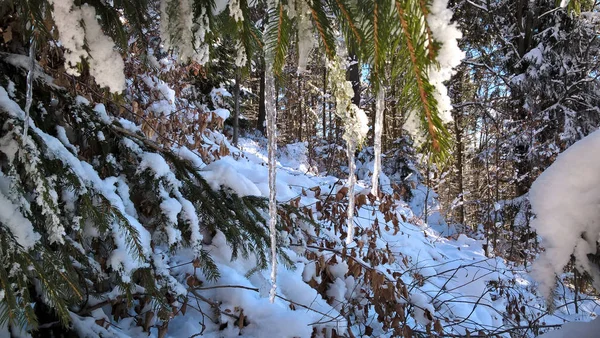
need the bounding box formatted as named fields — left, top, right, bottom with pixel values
left=530, top=129, right=600, bottom=298
left=540, top=316, right=600, bottom=337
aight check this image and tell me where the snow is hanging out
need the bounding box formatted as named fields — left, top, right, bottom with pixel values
left=2, top=105, right=598, bottom=336
left=235, top=40, right=247, bottom=67
left=173, top=145, right=205, bottom=168
left=530, top=129, right=600, bottom=299
left=541, top=316, right=600, bottom=337
left=0, top=188, right=40, bottom=250
left=3, top=52, right=600, bottom=337
left=0, top=85, right=151, bottom=281
left=56, top=125, right=77, bottom=154
left=49, top=0, right=126, bottom=92
left=234, top=136, right=599, bottom=336
left=79, top=4, right=126, bottom=92
left=6, top=81, right=15, bottom=98
left=118, top=118, right=141, bottom=133
left=160, top=0, right=210, bottom=64
left=142, top=75, right=176, bottom=116
left=3, top=54, right=54, bottom=84
left=229, top=0, right=244, bottom=22
left=139, top=152, right=178, bottom=185
left=213, top=108, right=231, bottom=120
left=426, top=0, right=465, bottom=122
left=524, top=45, right=544, bottom=65
left=200, top=158, right=262, bottom=196
left=211, top=87, right=232, bottom=108
left=213, top=0, right=229, bottom=15
left=94, top=103, right=112, bottom=124
left=160, top=196, right=183, bottom=244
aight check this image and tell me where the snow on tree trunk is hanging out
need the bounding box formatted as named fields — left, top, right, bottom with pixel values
left=326, top=54, right=369, bottom=244
left=371, top=88, right=384, bottom=197
left=264, top=41, right=278, bottom=303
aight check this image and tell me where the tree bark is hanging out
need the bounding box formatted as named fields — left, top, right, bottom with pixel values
left=453, top=109, right=465, bottom=225
left=348, top=50, right=360, bottom=107
left=322, top=65, right=327, bottom=140
left=257, top=58, right=266, bottom=135
left=298, top=75, right=303, bottom=141
left=233, top=68, right=240, bottom=146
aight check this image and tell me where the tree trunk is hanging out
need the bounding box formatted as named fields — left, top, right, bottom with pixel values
left=257, top=58, right=266, bottom=135
left=453, top=110, right=465, bottom=225
left=233, top=68, right=240, bottom=146
left=298, top=75, right=303, bottom=141
left=348, top=50, right=361, bottom=107
left=322, top=65, right=327, bottom=140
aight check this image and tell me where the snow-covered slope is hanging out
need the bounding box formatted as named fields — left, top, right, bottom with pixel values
left=148, top=137, right=598, bottom=337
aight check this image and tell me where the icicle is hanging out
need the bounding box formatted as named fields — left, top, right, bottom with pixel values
left=22, top=38, right=36, bottom=143
left=266, top=69, right=278, bottom=303
left=264, top=0, right=279, bottom=303
left=371, top=88, right=384, bottom=197
left=296, top=0, right=313, bottom=73
left=346, top=141, right=357, bottom=245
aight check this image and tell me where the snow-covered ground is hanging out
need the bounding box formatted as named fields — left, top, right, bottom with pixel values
left=120, top=137, right=598, bottom=337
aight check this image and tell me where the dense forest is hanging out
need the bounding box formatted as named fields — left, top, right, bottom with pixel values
left=0, top=0, right=599, bottom=337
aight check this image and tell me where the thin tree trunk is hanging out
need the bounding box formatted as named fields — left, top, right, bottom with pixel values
left=298, top=76, right=303, bottom=141
left=453, top=110, right=465, bottom=225
left=348, top=50, right=360, bottom=106
left=391, top=83, right=398, bottom=141
left=233, top=68, right=240, bottom=146
left=322, top=65, right=327, bottom=140
left=257, top=59, right=266, bottom=135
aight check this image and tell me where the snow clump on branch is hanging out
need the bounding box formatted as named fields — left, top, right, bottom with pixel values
left=426, top=0, right=465, bottom=122
left=49, top=0, right=126, bottom=92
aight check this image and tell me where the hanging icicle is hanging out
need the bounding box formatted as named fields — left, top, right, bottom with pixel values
left=266, top=64, right=278, bottom=303
left=296, top=0, right=314, bottom=73
left=371, top=88, right=384, bottom=197
left=264, top=0, right=279, bottom=304
left=22, top=37, right=36, bottom=143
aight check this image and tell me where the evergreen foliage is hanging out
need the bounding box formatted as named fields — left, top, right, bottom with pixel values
left=0, top=55, right=289, bottom=332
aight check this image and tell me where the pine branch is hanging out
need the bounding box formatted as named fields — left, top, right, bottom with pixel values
left=330, top=0, right=362, bottom=44
left=418, top=0, right=438, bottom=61
left=396, top=1, right=438, bottom=148
left=264, top=2, right=292, bottom=75
left=309, top=0, right=336, bottom=59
